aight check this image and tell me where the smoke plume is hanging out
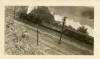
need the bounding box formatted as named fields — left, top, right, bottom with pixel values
left=52, top=12, right=94, bottom=37
left=27, top=6, right=38, bottom=14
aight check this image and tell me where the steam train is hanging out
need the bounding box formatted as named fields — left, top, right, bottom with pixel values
left=19, top=12, right=94, bottom=45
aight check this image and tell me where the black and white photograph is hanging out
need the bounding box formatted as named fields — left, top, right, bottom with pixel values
left=5, top=6, right=94, bottom=55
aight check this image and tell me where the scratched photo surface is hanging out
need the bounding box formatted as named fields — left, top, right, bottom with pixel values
left=5, top=6, right=94, bottom=55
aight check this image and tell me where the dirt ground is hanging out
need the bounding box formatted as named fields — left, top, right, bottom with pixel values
left=5, top=16, right=93, bottom=55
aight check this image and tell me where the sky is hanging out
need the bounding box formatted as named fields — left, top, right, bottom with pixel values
left=48, top=6, right=94, bottom=28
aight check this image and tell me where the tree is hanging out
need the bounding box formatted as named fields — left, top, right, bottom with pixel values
left=29, top=6, right=55, bottom=24
left=77, top=26, right=88, bottom=34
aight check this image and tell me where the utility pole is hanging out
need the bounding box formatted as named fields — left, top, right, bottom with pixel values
left=59, top=17, right=67, bottom=44
left=36, top=8, right=40, bottom=46
left=14, top=6, right=16, bottom=19
left=37, top=23, right=39, bottom=45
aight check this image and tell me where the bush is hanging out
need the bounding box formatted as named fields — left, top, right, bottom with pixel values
left=77, top=26, right=88, bottom=34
